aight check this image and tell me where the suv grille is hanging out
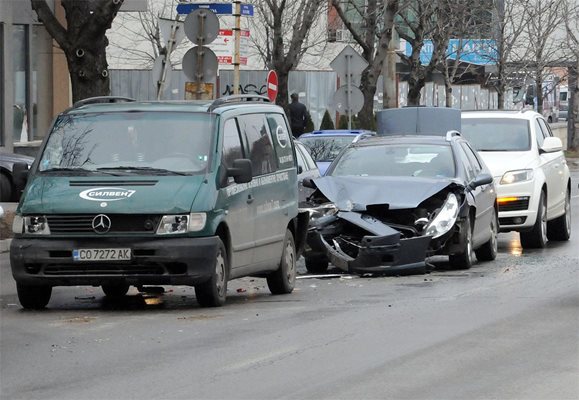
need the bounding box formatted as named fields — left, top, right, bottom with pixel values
left=47, top=215, right=161, bottom=234
left=498, top=198, right=530, bottom=212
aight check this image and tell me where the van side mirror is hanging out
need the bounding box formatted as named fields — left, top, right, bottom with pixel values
left=468, top=172, right=493, bottom=190
left=227, top=159, right=252, bottom=184
left=302, top=177, right=316, bottom=189
left=540, top=137, right=563, bottom=153
left=12, top=162, right=30, bottom=194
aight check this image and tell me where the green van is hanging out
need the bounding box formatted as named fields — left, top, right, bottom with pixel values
left=10, top=95, right=308, bottom=309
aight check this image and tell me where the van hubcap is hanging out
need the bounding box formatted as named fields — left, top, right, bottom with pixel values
left=285, top=242, right=296, bottom=282
left=215, top=252, right=225, bottom=296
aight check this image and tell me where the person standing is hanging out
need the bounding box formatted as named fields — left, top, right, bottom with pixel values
left=288, top=93, right=308, bottom=138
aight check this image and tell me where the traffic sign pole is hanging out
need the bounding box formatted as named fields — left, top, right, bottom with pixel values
left=233, top=0, right=241, bottom=95
left=347, top=55, right=352, bottom=129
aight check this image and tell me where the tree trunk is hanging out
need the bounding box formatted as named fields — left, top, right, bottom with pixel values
left=276, top=67, right=290, bottom=113
left=358, top=68, right=379, bottom=130
left=65, top=34, right=111, bottom=102
left=407, top=70, right=424, bottom=106
left=445, top=85, right=453, bottom=108
left=536, top=74, right=543, bottom=114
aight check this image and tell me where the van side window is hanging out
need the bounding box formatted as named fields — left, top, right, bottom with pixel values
left=222, top=118, right=244, bottom=174
left=238, top=114, right=277, bottom=176
left=266, top=113, right=294, bottom=170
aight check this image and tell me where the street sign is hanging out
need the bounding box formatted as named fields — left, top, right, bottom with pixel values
left=159, top=18, right=185, bottom=48
left=266, top=70, right=278, bottom=102
left=182, top=46, right=219, bottom=82
left=333, top=85, right=364, bottom=114
left=177, top=3, right=254, bottom=16
left=184, top=9, right=220, bottom=45
left=209, top=29, right=250, bottom=65
left=330, top=45, right=368, bottom=86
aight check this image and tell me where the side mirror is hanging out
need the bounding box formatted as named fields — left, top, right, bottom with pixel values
left=302, top=177, right=316, bottom=189
left=297, top=165, right=304, bottom=174
left=469, top=172, right=493, bottom=190
left=227, top=159, right=252, bottom=184
left=540, top=136, right=563, bottom=153
left=12, top=162, right=30, bottom=194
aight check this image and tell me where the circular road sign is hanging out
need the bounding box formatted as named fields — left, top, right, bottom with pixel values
left=184, top=8, right=220, bottom=45
left=182, top=46, right=219, bottom=82
left=267, top=70, right=278, bottom=102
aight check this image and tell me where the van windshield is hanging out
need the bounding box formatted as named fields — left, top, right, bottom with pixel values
left=461, top=118, right=531, bottom=151
left=38, top=112, right=215, bottom=175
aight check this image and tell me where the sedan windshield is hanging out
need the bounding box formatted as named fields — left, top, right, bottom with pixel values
left=299, top=136, right=355, bottom=162
left=461, top=118, right=530, bottom=151
left=38, top=112, right=215, bottom=175
left=331, top=144, right=456, bottom=178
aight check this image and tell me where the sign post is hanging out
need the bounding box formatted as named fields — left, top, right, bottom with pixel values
left=330, top=45, right=368, bottom=129
left=267, top=70, right=278, bottom=102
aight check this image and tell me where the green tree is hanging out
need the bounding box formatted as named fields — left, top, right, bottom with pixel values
left=319, top=110, right=335, bottom=130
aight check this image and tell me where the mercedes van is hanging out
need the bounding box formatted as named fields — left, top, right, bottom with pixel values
left=10, top=95, right=308, bottom=309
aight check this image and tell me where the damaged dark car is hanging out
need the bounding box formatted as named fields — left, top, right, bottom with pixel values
left=302, top=133, right=498, bottom=275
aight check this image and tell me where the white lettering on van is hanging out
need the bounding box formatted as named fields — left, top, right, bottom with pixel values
left=225, top=171, right=291, bottom=197
left=79, top=187, right=136, bottom=201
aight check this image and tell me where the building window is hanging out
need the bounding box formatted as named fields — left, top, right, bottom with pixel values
left=12, top=24, right=28, bottom=143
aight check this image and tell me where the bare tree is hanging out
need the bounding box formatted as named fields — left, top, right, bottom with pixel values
left=31, top=0, right=124, bottom=102
left=521, top=0, right=568, bottom=115
left=563, top=0, right=579, bottom=149
left=250, top=0, right=327, bottom=111
left=396, top=0, right=450, bottom=106
left=330, top=0, right=399, bottom=129
left=108, top=0, right=183, bottom=69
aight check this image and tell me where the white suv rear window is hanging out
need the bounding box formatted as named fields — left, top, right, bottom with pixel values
left=461, top=119, right=530, bottom=151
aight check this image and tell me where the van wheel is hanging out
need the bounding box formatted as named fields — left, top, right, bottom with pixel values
left=17, top=283, right=52, bottom=309
left=305, top=256, right=329, bottom=274
left=102, top=283, right=130, bottom=297
left=547, top=188, right=571, bottom=241
left=520, top=191, right=548, bottom=249
left=195, top=239, right=228, bottom=307
left=449, top=216, right=474, bottom=270
left=267, top=229, right=296, bottom=294
left=0, top=173, right=12, bottom=202
left=475, top=211, right=498, bottom=261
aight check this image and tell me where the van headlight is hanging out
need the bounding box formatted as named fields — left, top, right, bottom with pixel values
left=156, top=213, right=206, bottom=234
left=424, top=193, right=460, bottom=238
left=14, top=216, right=51, bottom=235
left=500, top=169, right=533, bottom=185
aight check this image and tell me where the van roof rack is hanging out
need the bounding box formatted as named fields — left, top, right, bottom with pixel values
left=208, top=94, right=270, bottom=112
left=72, top=96, right=136, bottom=109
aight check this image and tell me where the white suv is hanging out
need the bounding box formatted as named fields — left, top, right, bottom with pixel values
left=461, top=110, right=571, bottom=248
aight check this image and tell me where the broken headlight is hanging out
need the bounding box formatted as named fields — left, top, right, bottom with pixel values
left=13, top=215, right=51, bottom=235
left=304, top=203, right=338, bottom=220
left=156, top=213, right=206, bottom=234
left=424, top=193, right=459, bottom=238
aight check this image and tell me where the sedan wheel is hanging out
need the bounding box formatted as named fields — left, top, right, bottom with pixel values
left=475, top=211, right=498, bottom=261
left=449, top=216, right=474, bottom=270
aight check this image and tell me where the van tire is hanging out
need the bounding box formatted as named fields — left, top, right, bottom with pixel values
left=102, top=283, right=130, bottom=297
left=520, top=191, right=548, bottom=248
left=267, top=229, right=296, bottom=295
left=195, top=239, right=228, bottom=307
left=17, top=283, right=52, bottom=309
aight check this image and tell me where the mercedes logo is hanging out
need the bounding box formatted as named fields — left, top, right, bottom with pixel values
left=92, top=214, right=112, bottom=234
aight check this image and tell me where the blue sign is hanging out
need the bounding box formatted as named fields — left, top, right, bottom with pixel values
left=404, top=39, right=497, bottom=65
left=177, top=3, right=254, bottom=16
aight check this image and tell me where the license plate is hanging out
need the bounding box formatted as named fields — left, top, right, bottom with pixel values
left=73, top=248, right=131, bottom=262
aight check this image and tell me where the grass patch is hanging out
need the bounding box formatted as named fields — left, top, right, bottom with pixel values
left=565, top=149, right=579, bottom=158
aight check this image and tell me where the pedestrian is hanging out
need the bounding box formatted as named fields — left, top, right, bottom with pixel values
left=288, top=92, right=308, bottom=138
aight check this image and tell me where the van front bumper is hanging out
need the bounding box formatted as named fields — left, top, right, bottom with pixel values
left=10, top=236, right=220, bottom=287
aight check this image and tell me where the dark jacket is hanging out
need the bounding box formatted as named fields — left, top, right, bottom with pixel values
left=288, top=101, right=308, bottom=136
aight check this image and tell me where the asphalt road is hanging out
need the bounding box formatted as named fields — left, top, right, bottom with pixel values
left=1, top=170, right=578, bottom=400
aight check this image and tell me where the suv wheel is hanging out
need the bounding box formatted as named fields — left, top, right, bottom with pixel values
left=305, top=256, right=329, bottom=274
left=475, top=211, right=498, bottom=261
left=449, top=216, right=474, bottom=270
left=0, top=173, right=12, bottom=202
left=520, top=191, right=548, bottom=249
left=195, top=239, right=228, bottom=307
left=547, top=188, right=571, bottom=241
left=17, top=283, right=52, bottom=309
left=267, top=229, right=296, bottom=294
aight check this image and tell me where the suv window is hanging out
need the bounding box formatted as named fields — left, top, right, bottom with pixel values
left=537, top=118, right=553, bottom=138
left=266, top=113, right=294, bottom=170
left=237, top=114, right=277, bottom=177
left=534, top=119, right=546, bottom=147
left=461, top=118, right=531, bottom=151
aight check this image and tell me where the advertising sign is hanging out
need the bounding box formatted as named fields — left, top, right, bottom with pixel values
left=209, top=29, right=250, bottom=65
left=402, top=39, right=497, bottom=65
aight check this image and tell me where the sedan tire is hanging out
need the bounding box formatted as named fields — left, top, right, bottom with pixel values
left=449, top=216, right=474, bottom=270
left=475, top=211, right=498, bottom=261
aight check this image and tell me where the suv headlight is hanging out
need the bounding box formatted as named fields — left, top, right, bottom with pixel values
left=500, top=169, right=533, bottom=185
left=303, top=203, right=338, bottom=220
left=156, top=213, right=206, bottom=235
left=424, top=193, right=460, bottom=239
left=13, top=216, right=51, bottom=235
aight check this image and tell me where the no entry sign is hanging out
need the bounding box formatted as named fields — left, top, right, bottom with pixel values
left=267, top=70, right=278, bottom=102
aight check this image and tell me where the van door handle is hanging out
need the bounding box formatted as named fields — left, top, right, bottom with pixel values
left=247, top=194, right=254, bottom=204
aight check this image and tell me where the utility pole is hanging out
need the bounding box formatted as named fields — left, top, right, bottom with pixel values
left=233, top=0, right=241, bottom=95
